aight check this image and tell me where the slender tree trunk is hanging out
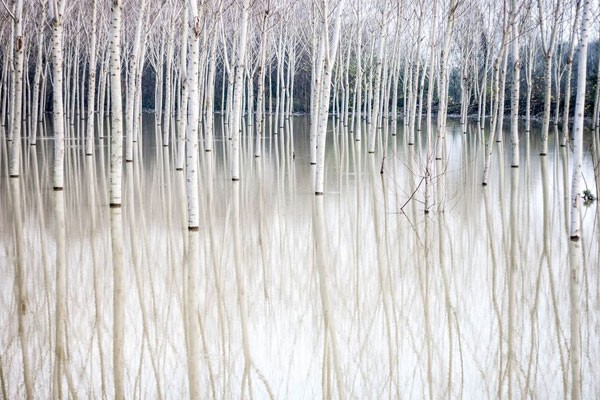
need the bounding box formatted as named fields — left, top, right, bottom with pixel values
left=176, top=2, right=189, bottom=171
left=561, top=1, right=581, bottom=146
left=482, top=27, right=508, bottom=186
left=9, top=0, right=25, bottom=178
left=435, top=0, right=458, bottom=161
left=51, top=1, right=66, bottom=190
left=230, top=0, right=250, bottom=181
left=367, top=7, right=387, bottom=153
left=185, top=3, right=204, bottom=396
left=525, top=36, right=534, bottom=134
left=110, top=0, right=124, bottom=208
left=568, top=3, right=590, bottom=400
left=310, top=15, right=325, bottom=163
left=125, top=0, right=146, bottom=161
left=254, top=11, right=269, bottom=158
left=204, top=23, right=218, bottom=152
left=186, top=2, right=202, bottom=230
left=496, top=47, right=509, bottom=143
left=315, top=0, right=345, bottom=195
left=85, top=0, right=98, bottom=155
left=537, top=0, right=560, bottom=155
left=162, top=16, right=176, bottom=146
left=30, top=6, right=45, bottom=146
left=510, top=0, right=520, bottom=168
left=352, top=11, right=362, bottom=141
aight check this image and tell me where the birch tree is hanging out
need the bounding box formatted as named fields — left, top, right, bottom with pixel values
left=186, top=0, right=203, bottom=231
left=314, top=0, right=345, bottom=195
left=125, top=0, right=146, bottom=162
left=435, top=0, right=460, bottom=161
left=254, top=0, right=272, bottom=158
left=85, top=0, right=98, bottom=155
left=50, top=0, right=67, bottom=190
left=367, top=2, right=389, bottom=154
left=537, top=0, right=561, bottom=156
left=230, top=0, right=250, bottom=181
left=568, top=2, right=591, bottom=399
left=184, top=4, right=204, bottom=397
left=560, top=0, right=581, bottom=146
left=510, top=0, right=521, bottom=168
left=29, top=1, right=47, bottom=146
left=109, top=0, right=124, bottom=208
left=8, top=0, right=24, bottom=178
left=569, top=1, right=590, bottom=243
left=176, top=0, right=188, bottom=170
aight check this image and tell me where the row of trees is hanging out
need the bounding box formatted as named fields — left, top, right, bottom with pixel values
left=0, top=0, right=597, bottom=211
left=0, top=2, right=596, bottom=223
left=2, top=2, right=599, bottom=126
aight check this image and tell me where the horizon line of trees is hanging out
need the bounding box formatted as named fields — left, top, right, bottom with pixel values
left=2, top=0, right=600, bottom=130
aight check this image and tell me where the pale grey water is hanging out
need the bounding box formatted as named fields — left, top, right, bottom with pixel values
left=1, top=115, right=599, bottom=398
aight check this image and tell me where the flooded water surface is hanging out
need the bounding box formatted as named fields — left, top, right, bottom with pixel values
left=1, top=116, right=599, bottom=398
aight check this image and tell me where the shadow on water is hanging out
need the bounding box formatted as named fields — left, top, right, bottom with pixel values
left=0, top=115, right=598, bottom=398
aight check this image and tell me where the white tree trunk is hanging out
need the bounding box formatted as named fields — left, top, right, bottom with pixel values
left=125, top=0, right=146, bottom=161
left=184, top=6, right=203, bottom=397
left=568, top=3, right=590, bottom=399
left=352, top=13, right=362, bottom=141
left=110, top=0, right=124, bottom=207
left=537, top=0, right=560, bottom=156
left=310, top=19, right=325, bottom=164
left=230, top=0, right=250, bottom=181
left=203, top=21, right=218, bottom=152
left=176, top=2, right=189, bottom=171
left=435, top=0, right=458, bottom=161
left=367, top=7, right=387, bottom=154
left=30, top=3, right=46, bottom=146
left=85, top=0, right=98, bottom=155
left=510, top=0, right=520, bottom=168
left=570, top=0, right=590, bottom=241
left=51, top=0, right=66, bottom=190
left=186, top=3, right=202, bottom=230
left=254, top=12, right=269, bottom=158
left=314, top=0, right=345, bottom=195
left=561, top=2, right=581, bottom=146
left=8, top=0, right=24, bottom=178
left=162, top=16, right=176, bottom=147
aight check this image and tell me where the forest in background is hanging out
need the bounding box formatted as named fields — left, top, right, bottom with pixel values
left=1, top=0, right=599, bottom=125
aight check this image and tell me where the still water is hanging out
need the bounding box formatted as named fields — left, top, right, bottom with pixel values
left=1, top=115, right=599, bottom=398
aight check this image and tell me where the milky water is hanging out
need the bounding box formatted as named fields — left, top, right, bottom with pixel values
left=1, top=115, right=599, bottom=398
